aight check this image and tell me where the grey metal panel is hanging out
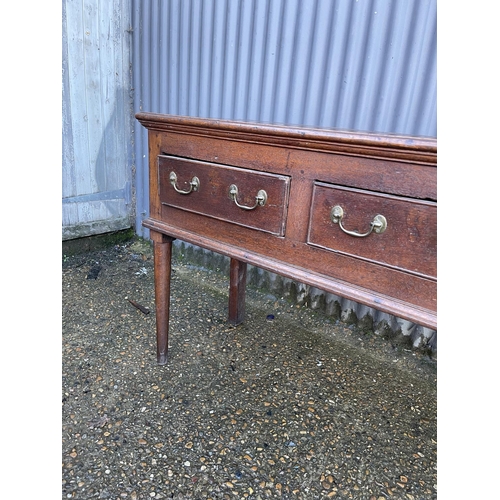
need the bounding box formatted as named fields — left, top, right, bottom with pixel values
left=62, top=0, right=134, bottom=240
left=132, top=0, right=436, bottom=238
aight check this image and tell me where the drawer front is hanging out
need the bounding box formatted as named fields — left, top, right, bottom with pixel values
left=307, top=182, right=437, bottom=279
left=158, top=155, right=290, bottom=236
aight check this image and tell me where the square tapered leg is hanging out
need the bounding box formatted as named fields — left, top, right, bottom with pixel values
left=228, top=258, right=247, bottom=325
left=153, top=234, right=175, bottom=365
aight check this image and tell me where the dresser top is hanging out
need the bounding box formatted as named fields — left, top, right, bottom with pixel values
left=136, top=112, right=437, bottom=165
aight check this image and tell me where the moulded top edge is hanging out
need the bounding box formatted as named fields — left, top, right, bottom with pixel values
left=135, top=112, right=437, bottom=162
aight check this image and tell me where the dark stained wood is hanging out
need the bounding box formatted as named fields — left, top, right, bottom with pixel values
left=137, top=113, right=437, bottom=364
left=307, top=183, right=437, bottom=279
left=143, top=218, right=437, bottom=326
left=136, top=112, right=437, bottom=164
left=228, top=258, right=247, bottom=325
left=152, top=234, right=175, bottom=365
left=150, top=205, right=436, bottom=311
left=288, top=149, right=437, bottom=201
left=158, top=155, right=291, bottom=236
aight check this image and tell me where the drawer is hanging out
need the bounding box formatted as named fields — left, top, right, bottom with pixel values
left=158, top=155, right=291, bottom=236
left=307, top=182, right=437, bottom=279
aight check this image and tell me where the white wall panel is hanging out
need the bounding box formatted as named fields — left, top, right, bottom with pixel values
left=62, top=0, right=134, bottom=240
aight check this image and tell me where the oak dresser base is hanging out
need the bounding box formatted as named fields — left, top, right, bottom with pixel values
left=137, top=113, right=437, bottom=365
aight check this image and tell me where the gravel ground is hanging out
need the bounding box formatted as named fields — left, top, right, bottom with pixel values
left=62, top=238, right=437, bottom=500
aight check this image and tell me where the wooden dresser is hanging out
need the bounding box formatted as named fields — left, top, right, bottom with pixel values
left=136, top=113, right=437, bottom=364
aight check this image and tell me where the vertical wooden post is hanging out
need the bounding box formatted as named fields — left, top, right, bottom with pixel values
left=153, top=233, right=175, bottom=365
left=228, top=258, right=247, bottom=325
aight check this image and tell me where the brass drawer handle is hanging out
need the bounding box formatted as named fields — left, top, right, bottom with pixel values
left=330, top=205, right=387, bottom=237
left=229, top=184, right=267, bottom=210
left=169, top=171, right=200, bottom=194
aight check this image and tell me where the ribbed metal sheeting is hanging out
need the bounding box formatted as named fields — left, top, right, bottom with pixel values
left=132, top=0, right=436, bottom=236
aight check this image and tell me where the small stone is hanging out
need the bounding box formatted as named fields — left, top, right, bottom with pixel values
left=184, top=461, right=191, bottom=467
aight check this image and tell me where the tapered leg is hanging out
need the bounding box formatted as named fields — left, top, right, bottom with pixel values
left=153, top=234, right=175, bottom=365
left=228, top=258, right=247, bottom=325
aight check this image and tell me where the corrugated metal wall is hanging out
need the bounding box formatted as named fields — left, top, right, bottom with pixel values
left=62, top=0, right=134, bottom=240
left=132, top=0, right=437, bottom=237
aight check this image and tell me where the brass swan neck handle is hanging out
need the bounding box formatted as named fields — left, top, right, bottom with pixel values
left=330, top=205, right=387, bottom=238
